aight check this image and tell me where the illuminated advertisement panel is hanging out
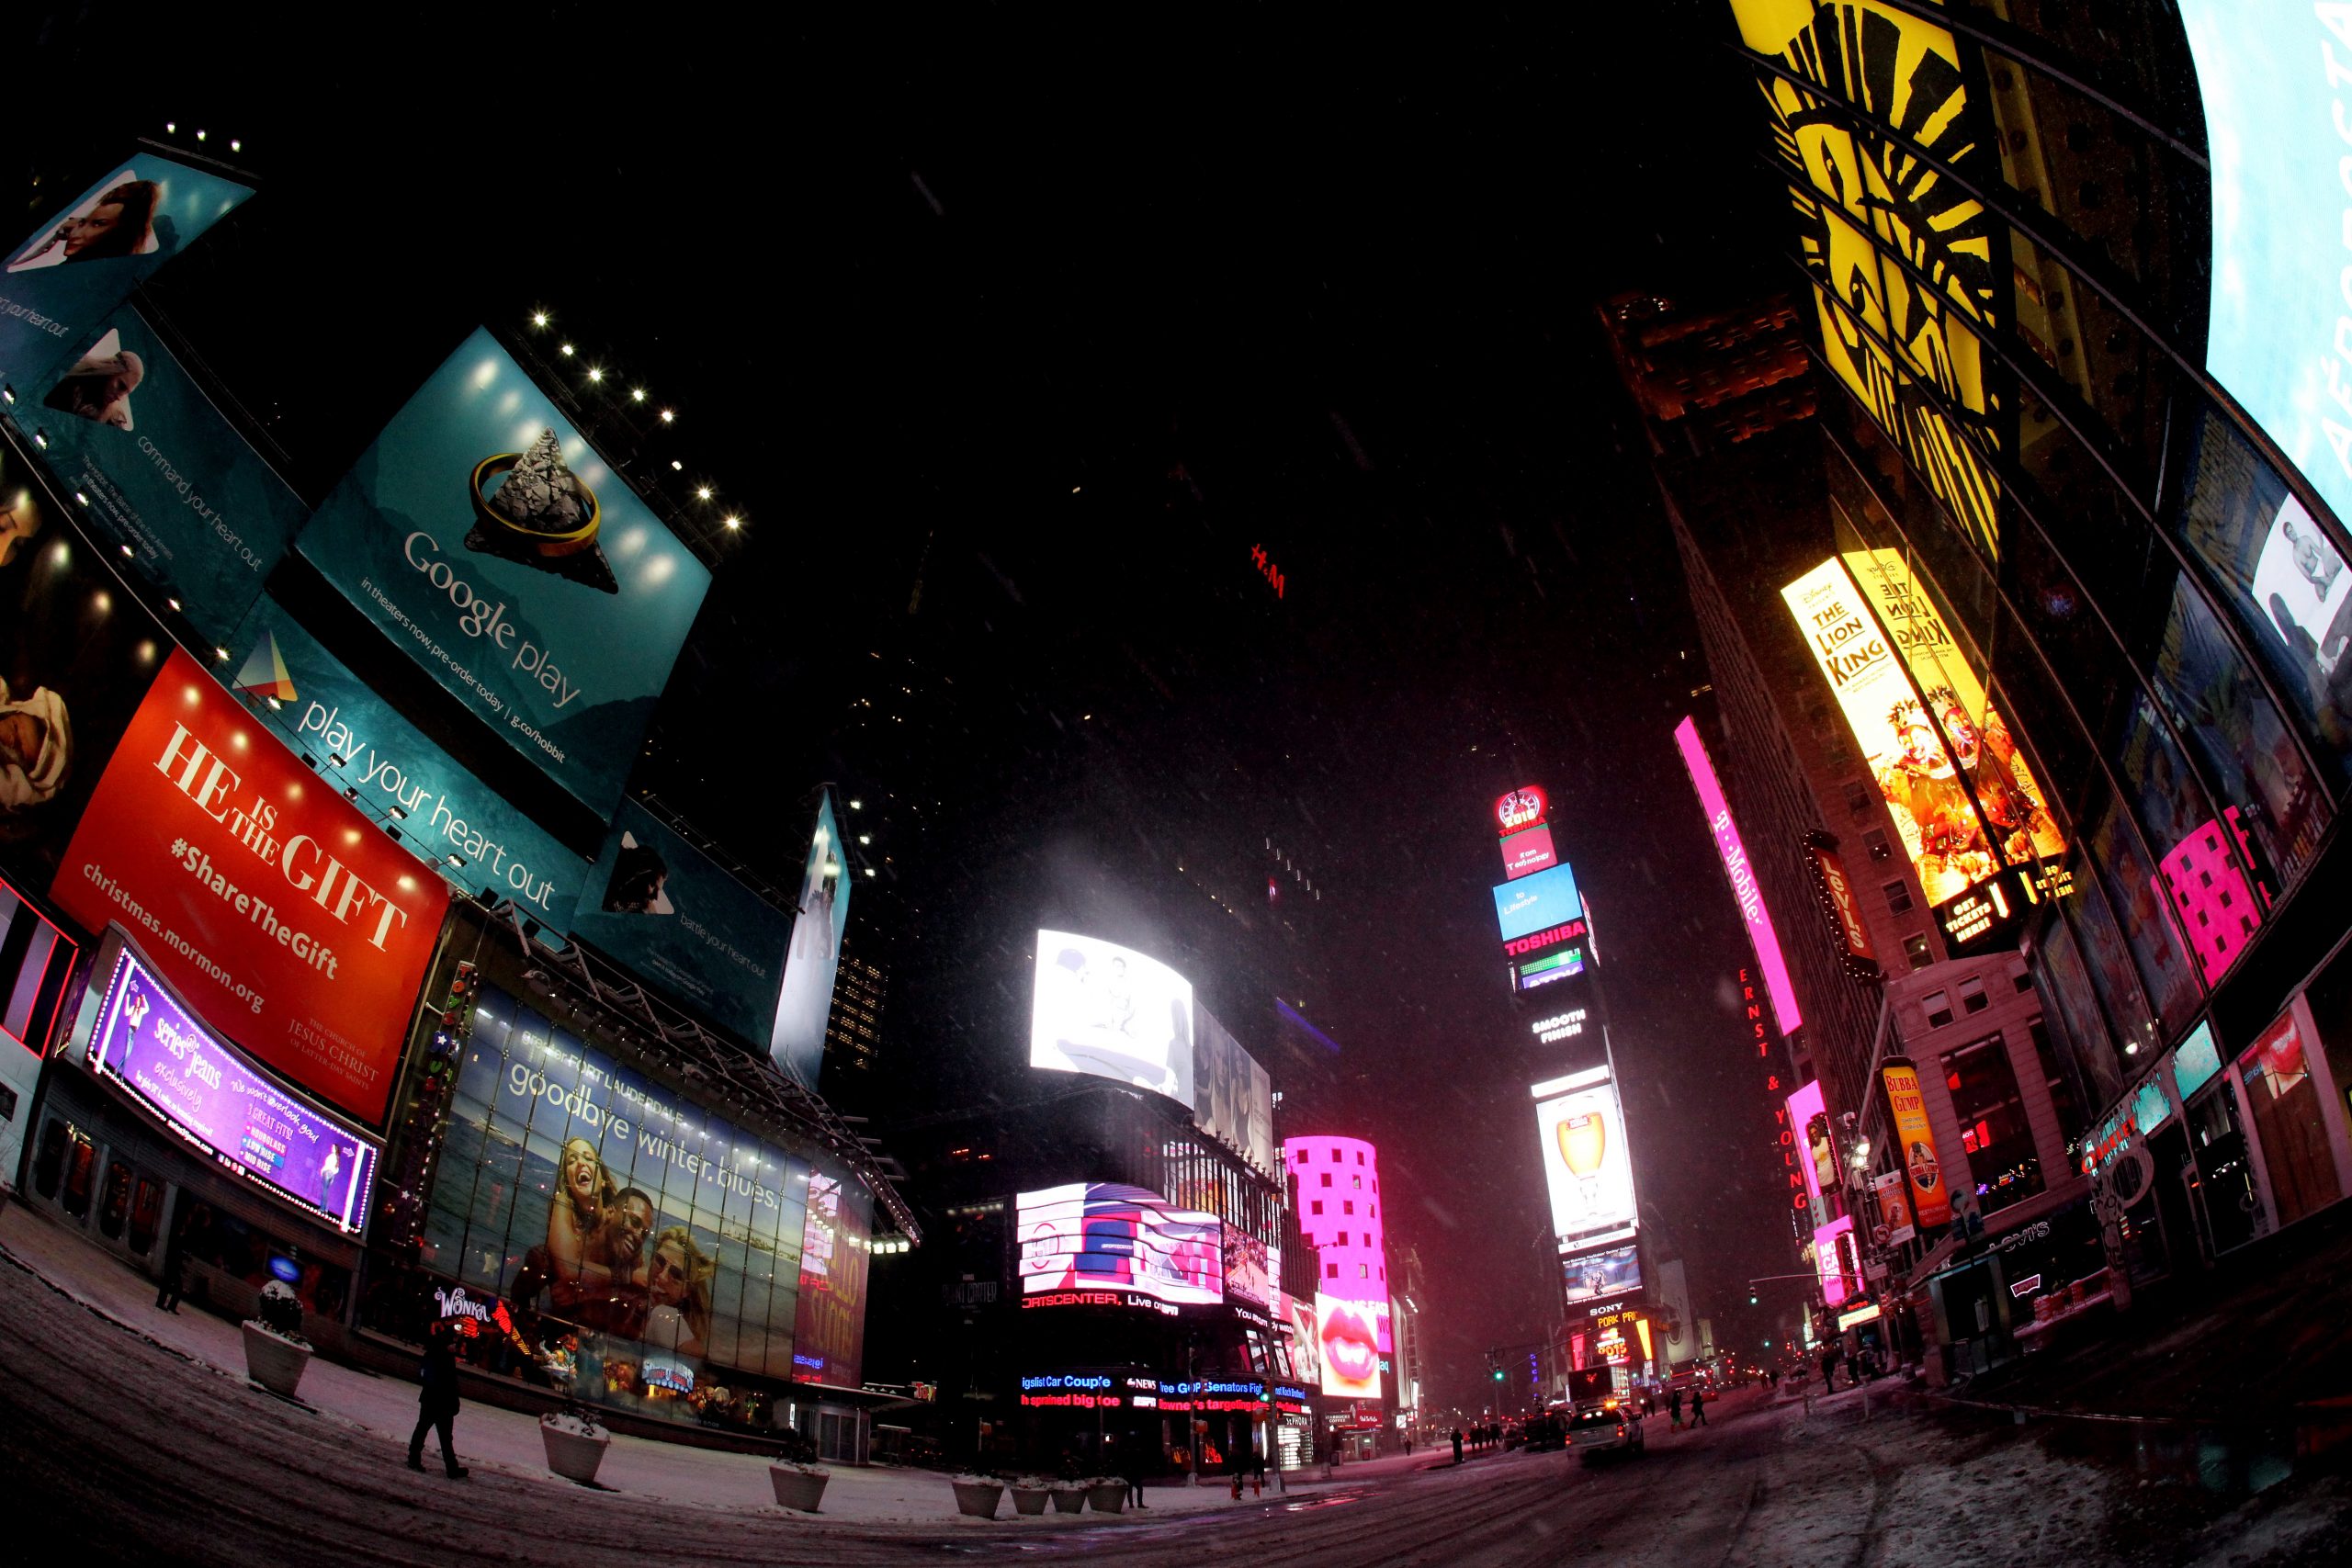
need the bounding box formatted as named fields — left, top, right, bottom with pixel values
left=1, top=152, right=254, bottom=391
left=1493, top=861, right=1584, bottom=942
left=1813, top=1214, right=1856, bottom=1308
left=1787, top=1079, right=1829, bottom=1227
left=1782, top=558, right=2005, bottom=910
left=1499, top=822, right=1559, bottom=880
left=29, top=306, right=304, bottom=646
left=771, top=793, right=851, bottom=1090
left=1221, top=1224, right=1271, bottom=1311
left=1279, top=1292, right=1324, bottom=1387
left=2177, top=3, right=2352, bottom=539
left=1806, top=836, right=1880, bottom=975
left=1316, top=1292, right=1383, bottom=1398
left=1195, top=1005, right=1272, bottom=1170
left=1881, top=1058, right=1951, bottom=1230
left=51, top=647, right=451, bottom=1124
left=1560, top=1243, right=1642, bottom=1305
left=293, top=329, right=713, bottom=818
left=792, top=1173, right=872, bottom=1388
left=571, top=799, right=790, bottom=1048
left=1029, top=931, right=1194, bottom=1109
left=1015, top=1182, right=1222, bottom=1309
left=1843, top=549, right=2065, bottom=866
left=1673, top=716, right=1801, bottom=1034
left=1734, top=0, right=2005, bottom=560
left=1532, top=1067, right=1638, bottom=1247
left=88, top=942, right=379, bottom=1234
left=1869, top=1169, right=1915, bottom=1247
left=1494, top=785, right=1548, bottom=834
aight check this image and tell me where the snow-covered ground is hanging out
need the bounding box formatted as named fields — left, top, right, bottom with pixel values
left=5, top=1200, right=2347, bottom=1564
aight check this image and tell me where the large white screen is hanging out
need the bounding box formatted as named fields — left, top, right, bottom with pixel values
left=1534, top=1074, right=1639, bottom=1246
left=1030, top=931, right=1195, bottom=1107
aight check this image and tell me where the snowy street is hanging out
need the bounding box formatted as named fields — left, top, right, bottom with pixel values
left=6, top=1226, right=2344, bottom=1567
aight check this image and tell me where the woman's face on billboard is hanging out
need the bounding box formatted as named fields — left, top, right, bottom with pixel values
left=650, top=1239, right=691, bottom=1305
left=62, top=202, right=129, bottom=257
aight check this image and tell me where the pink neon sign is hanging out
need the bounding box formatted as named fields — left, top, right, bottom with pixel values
left=1673, top=716, right=1802, bottom=1035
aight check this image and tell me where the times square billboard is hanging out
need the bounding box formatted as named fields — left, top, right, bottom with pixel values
left=1494, top=861, right=1597, bottom=1001
left=1532, top=1066, right=1638, bottom=1251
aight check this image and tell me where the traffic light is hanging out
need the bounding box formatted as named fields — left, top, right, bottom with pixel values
left=1748, top=1289, right=1758, bottom=1305
left=1492, top=1369, right=1505, bottom=1382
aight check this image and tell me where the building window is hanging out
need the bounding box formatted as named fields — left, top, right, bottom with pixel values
left=1326, top=1262, right=1338, bottom=1279
left=1865, top=829, right=1894, bottom=863
left=1940, top=1032, right=2043, bottom=1217
left=1319, top=1173, right=1331, bottom=1188
left=1359, top=1264, right=1370, bottom=1280
left=1923, top=990, right=1953, bottom=1028
left=1845, top=781, right=1874, bottom=817
left=2235, top=1016, right=2341, bottom=1229
left=1343, top=1201, right=1354, bottom=1215
left=2014, top=971, right=2035, bottom=993
left=1958, top=975, right=1989, bottom=1014
left=1310, top=1201, right=1323, bottom=1215
left=1883, top=880, right=1914, bottom=914
left=1351, top=1175, right=1362, bottom=1190
left=1904, top=934, right=1933, bottom=970
left=1356, top=1151, right=1365, bottom=1165
left=1336, top=1232, right=1349, bottom=1247
left=1329, top=1149, right=1340, bottom=1162
left=2026, top=1016, right=2086, bottom=1163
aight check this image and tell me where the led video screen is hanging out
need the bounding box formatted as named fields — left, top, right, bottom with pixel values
left=1492, top=862, right=1584, bottom=942
left=1015, top=1182, right=1222, bottom=1308
left=1316, top=1292, right=1383, bottom=1398
left=1560, top=1243, right=1642, bottom=1305
left=1533, top=1068, right=1638, bottom=1247
left=1030, top=931, right=1194, bottom=1108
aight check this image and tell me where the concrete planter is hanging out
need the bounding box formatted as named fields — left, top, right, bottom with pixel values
left=1086, top=1482, right=1128, bottom=1513
left=768, top=1465, right=830, bottom=1512
left=239, top=1322, right=312, bottom=1398
left=1009, top=1486, right=1052, bottom=1516
left=1049, top=1487, right=1085, bottom=1513
left=539, top=1418, right=611, bottom=1484
left=951, top=1479, right=1003, bottom=1518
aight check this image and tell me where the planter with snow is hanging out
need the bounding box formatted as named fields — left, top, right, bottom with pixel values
left=1049, top=1485, right=1085, bottom=1513
left=950, top=1475, right=1003, bottom=1518
left=1087, top=1480, right=1129, bottom=1513
left=1009, top=1478, right=1053, bottom=1515
left=241, top=1280, right=312, bottom=1397
left=768, top=1462, right=830, bottom=1512
left=239, top=1321, right=312, bottom=1396
left=539, top=1410, right=611, bottom=1484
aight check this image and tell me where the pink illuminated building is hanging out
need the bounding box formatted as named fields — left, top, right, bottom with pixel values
left=1287, top=1135, right=1393, bottom=1349
left=2156, top=810, right=2267, bottom=987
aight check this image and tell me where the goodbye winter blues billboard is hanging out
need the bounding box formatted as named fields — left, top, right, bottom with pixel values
left=1, top=152, right=253, bottom=390
left=293, top=329, right=712, bottom=818
left=1029, top=931, right=1195, bottom=1110
left=430, top=982, right=817, bottom=1409
left=1533, top=1067, right=1639, bottom=1249
left=30, top=306, right=303, bottom=646
left=51, top=647, right=450, bottom=1125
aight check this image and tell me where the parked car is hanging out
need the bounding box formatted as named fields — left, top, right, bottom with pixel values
left=1566, top=1400, right=1645, bottom=1463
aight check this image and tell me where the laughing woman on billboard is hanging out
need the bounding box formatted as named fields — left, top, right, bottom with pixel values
left=643, top=1227, right=714, bottom=1358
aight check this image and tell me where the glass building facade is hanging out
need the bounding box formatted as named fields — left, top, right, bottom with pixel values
left=1723, top=0, right=2352, bottom=1277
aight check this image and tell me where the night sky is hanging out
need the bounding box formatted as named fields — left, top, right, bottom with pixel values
left=28, top=3, right=1806, bottom=1412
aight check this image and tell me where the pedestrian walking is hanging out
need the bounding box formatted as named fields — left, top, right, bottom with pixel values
left=1250, top=1447, right=1266, bottom=1497
left=1689, top=1387, right=1708, bottom=1428
left=1668, top=1386, right=1683, bottom=1429
left=407, top=1320, right=469, bottom=1478
left=1451, top=1427, right=1464, bottom=1464
left=153, top=1202, right=193, bottom=1314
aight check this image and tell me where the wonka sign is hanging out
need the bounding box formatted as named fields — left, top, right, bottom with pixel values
left=52, top=648, right=448, bottom=1124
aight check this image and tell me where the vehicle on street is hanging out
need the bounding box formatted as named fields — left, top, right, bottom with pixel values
left=1566, top=1400, right=1645, bottom=1463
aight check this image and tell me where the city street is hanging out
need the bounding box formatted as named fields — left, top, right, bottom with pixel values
left=6, top=1242, right=2343, bottom=1568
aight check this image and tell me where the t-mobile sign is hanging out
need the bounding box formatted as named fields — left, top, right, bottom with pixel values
left=88, top=943, right=379, bottom=1235
left=1673, top=717, right=1801, bottom=1036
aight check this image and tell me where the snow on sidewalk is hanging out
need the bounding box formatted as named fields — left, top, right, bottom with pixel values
left=0, top=1202, right=1349, bottom=1526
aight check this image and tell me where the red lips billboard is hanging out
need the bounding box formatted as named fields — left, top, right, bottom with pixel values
left=51, top=648, right=448, bottom=1124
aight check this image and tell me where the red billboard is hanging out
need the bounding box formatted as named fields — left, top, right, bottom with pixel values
left=1498, top=822, right=1558, bottom=880
left=51, top=649, right=448, bottom=1123
left=1807, top=837, right=1880, bottom=974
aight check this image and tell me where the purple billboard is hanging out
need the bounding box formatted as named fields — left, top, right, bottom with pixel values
left=88, top=943, right=379, bottom=1235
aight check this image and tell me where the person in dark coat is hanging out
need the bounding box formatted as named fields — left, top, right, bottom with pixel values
left=1450, top=1427, right=1464, bottom=1464
left=407, top=1320, right=469, bottom=1477
left=153, top=1203, right=191, bottom=1314
left=1688, top=1386, right=1708, bottom=1428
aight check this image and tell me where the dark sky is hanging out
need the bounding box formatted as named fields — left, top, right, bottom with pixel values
left=27, top=2, right=1805, bottom=1409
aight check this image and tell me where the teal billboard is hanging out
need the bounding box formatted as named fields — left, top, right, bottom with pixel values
left=292, top=329, right=711, bottom=818
left=1, top=152, right=252, bottom=390
left=29, top=306, right=303, bottom=646
left=571, top=799, right=792, bottom=1047
left=228, top=598, right=590, bottom=919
